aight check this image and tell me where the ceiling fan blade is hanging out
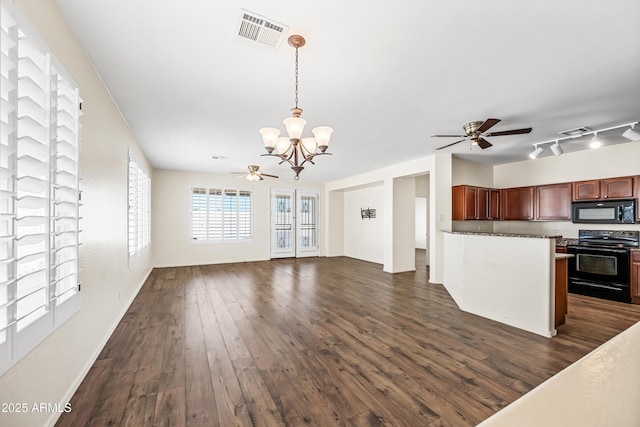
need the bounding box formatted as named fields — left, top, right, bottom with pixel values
left=436, top=138, right=467, bottom=150
left=431, top=134, right=467, bottom=138
left=477, top=118, right=501, bottom=133
left=260, top=173, right=279, bottom=178
left=485, top=127, right=532, bottom=137
left=476, top=138, right=492, bottom=149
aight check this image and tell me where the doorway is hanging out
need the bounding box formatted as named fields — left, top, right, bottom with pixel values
left=270, top=189, right=320, bottom=258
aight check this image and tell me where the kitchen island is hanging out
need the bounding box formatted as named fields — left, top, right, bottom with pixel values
left=443, top=231, right=560, bottom=337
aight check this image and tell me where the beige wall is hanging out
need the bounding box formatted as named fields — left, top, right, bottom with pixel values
left=343, top=184, right=385, bottom=264
left=0, top=1, right=154, bottom=426
left=152, top=169, right=324, bottom=267
left=452, top=157, right=494, bottom=187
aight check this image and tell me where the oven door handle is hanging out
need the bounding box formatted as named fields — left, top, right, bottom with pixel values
left=567, top=246, right=629, bottom=254
left=570, top=280, right=625, bottom=292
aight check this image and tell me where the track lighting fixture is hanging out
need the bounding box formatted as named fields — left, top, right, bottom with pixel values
left=525, top=120, right=639, bottom=159
left=589, top=133, right=602, bottom=149
left=529, top=145, right=543, bottom=159
left=550, top=140, right=563, bottom=156
left=622, top=124, right=640, bottom=141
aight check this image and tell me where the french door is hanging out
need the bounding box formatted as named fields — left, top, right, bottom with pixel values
left=270, top=189, right=320, bottom=258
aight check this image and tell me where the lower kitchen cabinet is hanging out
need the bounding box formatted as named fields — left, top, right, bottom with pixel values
left=632, top=251, right=640, bottom=304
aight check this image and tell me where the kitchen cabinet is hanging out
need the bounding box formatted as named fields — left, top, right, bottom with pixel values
left=632, top=251, right=640, bottom=304
left=573, top=177, right=634, bottom=201
left=635, top=176, right=640, bottom=221
left=536, top=183, right=572, bottom=220
left=555, top=256, right=569, bottom=326
left=500, top=186, right=534, bottom=220
left=489, top=189, right=500, bottom=220
left=452, top=185, right=499, bottom=220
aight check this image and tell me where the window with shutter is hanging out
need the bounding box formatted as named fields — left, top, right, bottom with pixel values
left=0, top=0, right=81, bottom=375
left=128, top=154, right=150, bottom=263
left=191, top=187, right=251, bottom=241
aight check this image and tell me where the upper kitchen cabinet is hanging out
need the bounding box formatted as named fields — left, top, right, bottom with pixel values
left=500, top=186, right=534, bottom=220
left=601, top=177, right=634, bottom=199
left=452, top=185, right=499, bottom=220
left=536, top=183, right=572, bottom=220
left=573, top=177, right=634, bottom=201
left=635, top=176, right=640, bottom=221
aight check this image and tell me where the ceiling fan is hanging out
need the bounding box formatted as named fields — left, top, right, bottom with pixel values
left=432, top=118, right=532, bottom=150
left=233, top=165, right=279, bottom=181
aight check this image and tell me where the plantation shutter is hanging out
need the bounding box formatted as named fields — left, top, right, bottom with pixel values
left=0, top=0, right=81, bottom=375
left=191, top=188, right=251, bottom=241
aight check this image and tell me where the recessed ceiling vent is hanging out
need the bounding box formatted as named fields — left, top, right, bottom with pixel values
left=237, top=10, right=288, bottom=49
left=558, top=126, right=592, bottom=137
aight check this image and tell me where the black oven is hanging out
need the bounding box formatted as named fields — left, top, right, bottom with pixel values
left=566, top=245, right=630, bottom=303
left=566, top=230, right=639, bottom=303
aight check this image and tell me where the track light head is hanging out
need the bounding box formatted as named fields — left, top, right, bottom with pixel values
left=550, top=141, right=563, bottom=156
left=622, top=124, right=640, bottom=141
left=589, top=133, right=602, bottom=149
left=529, top=146, right=543, bottom=159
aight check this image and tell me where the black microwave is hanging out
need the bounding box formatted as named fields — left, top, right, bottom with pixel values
left=571, top=199, right=636, bottom=224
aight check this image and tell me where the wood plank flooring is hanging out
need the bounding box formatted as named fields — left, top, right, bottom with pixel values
left=56, top=251, right=640, bottom=426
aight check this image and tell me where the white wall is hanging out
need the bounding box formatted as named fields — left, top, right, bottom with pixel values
left=415, top=197, right=427, bottom=249
left=152, top=169, right=324, bottom=267
left=0, top=2, right=154, bottom=426
left=325, top=153, right=451, bottom=282
left=343, top=184, right=385, bottom=264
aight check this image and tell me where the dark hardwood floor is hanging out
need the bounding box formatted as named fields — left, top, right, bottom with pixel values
left=56, top=250, right=640, bottom=426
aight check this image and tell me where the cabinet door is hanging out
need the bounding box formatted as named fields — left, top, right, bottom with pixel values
left=500, top=187, right=534, bottom=220
left=635, top=176, right=640, bottom=221
left=632, top=252, right=640, bottom=300
left=477, top=187, right=489, bottom=220
left=601, top=176, right=634, bottom=199
left=536, top=183, right=572, bottom=220
left=452, top=185, right=478, bottom=220
left=573, top=180, right=600, bottom=200
left=488, top=189, right=500, bottom=220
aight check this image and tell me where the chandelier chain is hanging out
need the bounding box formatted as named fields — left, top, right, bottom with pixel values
left=294, top=46, right=299, bottom=109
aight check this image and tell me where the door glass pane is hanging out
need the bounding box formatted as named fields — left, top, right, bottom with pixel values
left=299, top=195, right=316, bottom=249
left=275, top=195, right=292, bottom=250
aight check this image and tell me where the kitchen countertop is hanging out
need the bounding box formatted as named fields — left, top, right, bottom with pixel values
left=555, top=253, right=574, bottom=259
left=478, top=320, right=640, bottom=427
left=447, top=231, right=561, bottom=239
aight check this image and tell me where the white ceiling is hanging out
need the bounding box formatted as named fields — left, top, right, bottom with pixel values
left=53, top=0, right=640, bottom=183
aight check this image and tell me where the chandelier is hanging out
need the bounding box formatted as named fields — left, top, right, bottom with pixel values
left=259, top=35, right=333, bottom=180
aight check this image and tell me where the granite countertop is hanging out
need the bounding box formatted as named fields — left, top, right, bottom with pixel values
left=447, top=231, right=562, bottom=239
left=556, top=237, right=578, bottom=246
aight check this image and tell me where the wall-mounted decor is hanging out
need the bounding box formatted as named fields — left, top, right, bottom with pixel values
left=361, top=208, right=376, bottom=219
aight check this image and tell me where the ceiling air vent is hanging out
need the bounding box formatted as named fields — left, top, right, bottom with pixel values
left=237, top=10, right=288, bottom=49
left=558, top=126, right=592, bottom=137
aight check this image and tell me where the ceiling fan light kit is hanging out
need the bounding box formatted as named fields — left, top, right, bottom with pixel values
left=259, top=35, right=333, bottom=180
left=233, top=165, right=279, bottom=181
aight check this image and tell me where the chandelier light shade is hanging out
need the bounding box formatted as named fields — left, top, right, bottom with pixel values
left=259, top=35, right=333, bottom=180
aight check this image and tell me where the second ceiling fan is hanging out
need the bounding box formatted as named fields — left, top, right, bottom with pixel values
left=432, top=118, right=532, bottom=150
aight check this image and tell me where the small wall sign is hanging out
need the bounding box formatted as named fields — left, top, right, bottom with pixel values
left=361, top=207, right=376, bottom=220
